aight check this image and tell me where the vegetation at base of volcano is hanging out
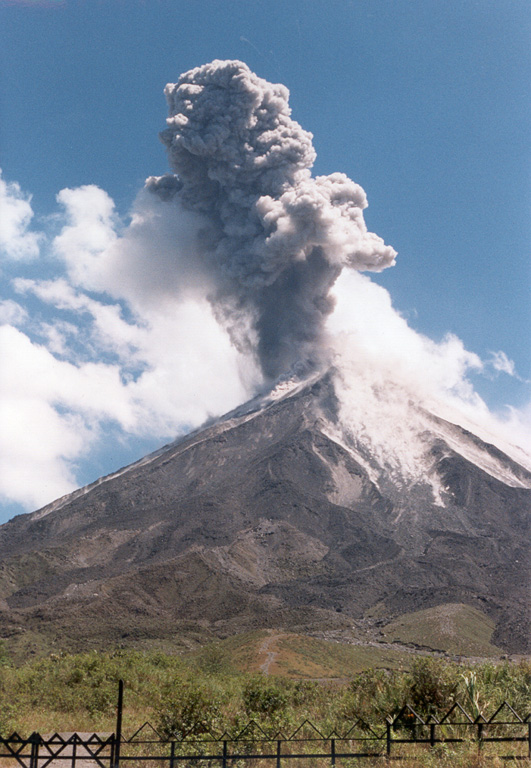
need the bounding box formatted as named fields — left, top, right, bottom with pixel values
left=0, top=639, right=529, bottom=742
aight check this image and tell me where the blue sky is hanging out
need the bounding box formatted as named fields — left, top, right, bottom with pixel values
left=0, top=0, right=529, bottom=523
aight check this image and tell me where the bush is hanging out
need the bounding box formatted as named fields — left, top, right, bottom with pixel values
left=0, top=701, right=18, bottom=736
left=0, top=643, right=529, bottom=744
left=406, top=658, right=459, bottom=716
left=193, top=643, right=232, bottom=676
left=156, top=682, right=222, bottom=740
left=242, top=677, right=288, bottom=719
left=0, top=641, right=11, bottom=668
left=335, top=668, right=406, bottom=723
left=474, top=659, right=531, bottom=715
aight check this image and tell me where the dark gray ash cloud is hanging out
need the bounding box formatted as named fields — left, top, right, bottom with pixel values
left=149, top=59, right=396, bottom=380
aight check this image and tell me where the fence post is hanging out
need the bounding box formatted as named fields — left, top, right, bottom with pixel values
left=330, top=737, right=336, bottom=766
left=169, top=741, right=175, bottom=768
left=222, top=740, right=227, bottom=768
left=386, top=720, right=392, bottom=758
left=276, top=739, right=281, bottom=768
left=113, top=680, right=124, bottom=768
left=430, top=723, right=435, bottom=747
left=29, top=733, right=40, bottom=768
left=477, top=721, right=483, bottom=753
left=71, top=736, right=77, bottom=768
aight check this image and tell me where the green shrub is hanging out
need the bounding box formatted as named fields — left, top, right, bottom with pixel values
left=475, top=659, right=531, bottom=715
left=335, top=668, right=406, bottom=723
left=0, top=642, right=529, bottom=744
left=406, top=658, right=460, bottom=716
left=242, top=677, right=288, bottom=718
left=155, top=682, right=222, bottom=739
left=0, top=641, right=11, bottom=668
left=0, top=701, right=18, bottom=736
left=193, top=643, right=232, bottom=676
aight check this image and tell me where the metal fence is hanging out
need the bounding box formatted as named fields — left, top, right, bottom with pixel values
left=1, top=681, right=529, bottom=766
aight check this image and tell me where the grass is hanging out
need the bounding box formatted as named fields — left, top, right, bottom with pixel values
left=188, top=630, right=429, bottom=679
left=272, top=633, right=410, bottom=677
left=0, top=631, right=528, bottom=768
left=0, top=637, right=528, bottom=732
left=381, top=603, right=503, bottom=657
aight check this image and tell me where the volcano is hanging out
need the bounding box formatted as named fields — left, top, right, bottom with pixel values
left=0, top=369, right=529, bottom=658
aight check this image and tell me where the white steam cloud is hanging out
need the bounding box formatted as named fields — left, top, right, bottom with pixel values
left=327, top=272, right=531, bottom=488
left=0, top=59, right=529, bottom=515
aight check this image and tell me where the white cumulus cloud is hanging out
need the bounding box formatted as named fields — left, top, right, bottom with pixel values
left=0, top=171, right=42, bottom=260
left=0, top=172, right=259, bottom=513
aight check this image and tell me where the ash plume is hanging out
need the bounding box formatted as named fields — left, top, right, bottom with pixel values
left=149, top=59, right=396, bottom=380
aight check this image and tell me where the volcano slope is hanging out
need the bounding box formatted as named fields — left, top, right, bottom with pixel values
left=0, top=372, right=529, bottom=657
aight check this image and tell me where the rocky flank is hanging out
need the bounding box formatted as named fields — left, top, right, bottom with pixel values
left=0, top=372, right=529, bottom=656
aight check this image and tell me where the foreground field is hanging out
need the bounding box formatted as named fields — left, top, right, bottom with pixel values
left=0, top=635, right=528, bottom=736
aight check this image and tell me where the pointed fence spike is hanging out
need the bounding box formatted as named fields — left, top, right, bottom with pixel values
left=87, top=733, right=104, bottom=744
left=343, top=719, right=379, bottom=738
left=488, top=701, right=524, bottom=724
left=439, top=702, right=474, bottom=724
left=127, top=721, right=163, bottom=742
left=392, top=705, right=426, bottom=726
left=234, top=720, right=270, bottom=740
left=288, top=719, right=326, bottom=740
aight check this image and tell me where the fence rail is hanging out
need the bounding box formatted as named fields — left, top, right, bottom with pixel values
left=1, top=681, right=529, bottom=765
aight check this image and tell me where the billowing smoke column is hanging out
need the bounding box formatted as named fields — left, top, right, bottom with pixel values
left=149, top=59, right=396, bottom=380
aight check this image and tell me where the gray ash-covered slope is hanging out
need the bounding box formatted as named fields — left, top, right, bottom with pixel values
left=0, top=372, right=529, bottom=654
